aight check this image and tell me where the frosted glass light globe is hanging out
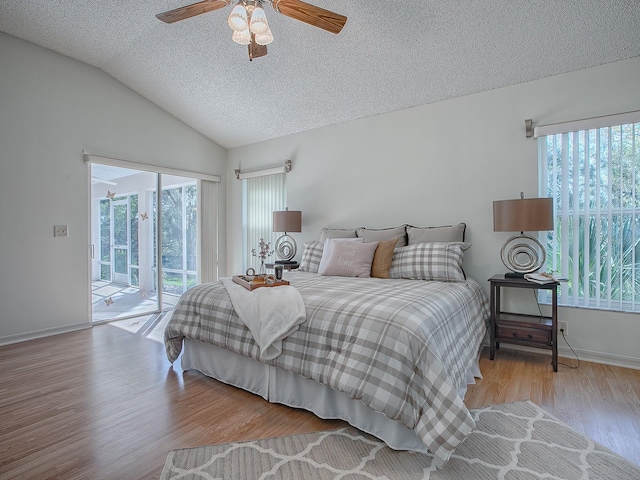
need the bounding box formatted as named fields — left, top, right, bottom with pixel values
left=249, top=4, right=269, bottom=34
left=232, top=28, right=251, bottom=45
left=255, top=28, right=273, bottom=45
left=228, top=3, right=248, bottom=32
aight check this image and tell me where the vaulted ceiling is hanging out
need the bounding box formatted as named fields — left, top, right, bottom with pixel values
left=1, top=1, right=639, bottom=149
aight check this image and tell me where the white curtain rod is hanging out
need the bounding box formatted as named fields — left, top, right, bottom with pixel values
left=528, top=110, right=640, bottom=138
left=234, top=159, right=292, bottom=180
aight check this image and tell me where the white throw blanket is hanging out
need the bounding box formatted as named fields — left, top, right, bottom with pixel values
left=220, top=277, right=307, bottom=361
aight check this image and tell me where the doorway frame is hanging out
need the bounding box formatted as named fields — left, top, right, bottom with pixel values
left=86, top=152, right=220, bottom=325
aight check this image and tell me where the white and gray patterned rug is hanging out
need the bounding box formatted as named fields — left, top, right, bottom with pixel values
left=160, top=400, right=640, bottom=479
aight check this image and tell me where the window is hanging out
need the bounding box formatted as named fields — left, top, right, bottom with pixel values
left=242, top=173, right=286, bottom=271
left=538, top=117, right=640, bottom=312
left=154, top=181, right=199, bottom=295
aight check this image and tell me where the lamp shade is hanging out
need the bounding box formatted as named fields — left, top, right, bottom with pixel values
left=273, top=210, right=302, bottom=233
left=493, top=198, right=553, bottom=232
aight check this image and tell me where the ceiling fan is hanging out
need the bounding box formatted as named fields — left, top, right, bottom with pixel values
left=156, top=0, right=347, bottom=60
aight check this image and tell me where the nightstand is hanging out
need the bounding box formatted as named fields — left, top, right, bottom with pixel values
left=488, top=274, right=559, bottom=371
left=265, top=262, right=299, bottom=271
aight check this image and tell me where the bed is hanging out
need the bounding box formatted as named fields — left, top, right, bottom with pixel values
left=164, top=226, right=490, bottom=467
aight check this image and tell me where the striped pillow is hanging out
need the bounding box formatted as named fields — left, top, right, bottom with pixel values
left=389, top=242, right=469, bottom=282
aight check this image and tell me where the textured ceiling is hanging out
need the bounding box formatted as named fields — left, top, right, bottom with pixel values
left=1, top=1, right=640, bottom=149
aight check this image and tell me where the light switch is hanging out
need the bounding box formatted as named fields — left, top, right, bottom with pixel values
left=54, top=225, right=68, bottom=237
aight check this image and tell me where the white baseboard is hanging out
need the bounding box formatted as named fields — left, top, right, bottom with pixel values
left=557, top=345, right=640, bottom=370
left=0, top=322, right=91, bottom=346
left=491, top=343, right=640, bottom=371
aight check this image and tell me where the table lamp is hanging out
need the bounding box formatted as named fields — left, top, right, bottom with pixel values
left=493, top=194, right=554, bottom=277
left=272, top=208, right=302, bottom=264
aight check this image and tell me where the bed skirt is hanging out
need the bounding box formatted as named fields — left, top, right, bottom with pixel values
left=182, top=338, right=481, bottom=453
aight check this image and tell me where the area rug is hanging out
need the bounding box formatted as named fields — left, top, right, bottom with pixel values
left=160, top=400, right=640, bottom=479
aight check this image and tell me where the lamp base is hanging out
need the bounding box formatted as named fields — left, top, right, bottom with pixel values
left=504, top=272, right=526, bottom=279
left=275, top=234, right=297, bottom=263
left=500, top=233, right=546, bottom=276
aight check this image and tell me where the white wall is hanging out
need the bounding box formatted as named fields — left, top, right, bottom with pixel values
left=0, top=33, right=228, bottom=343
left=227, top=56, right=640, bottom=369
left=2, top=30, right=638, bottom=368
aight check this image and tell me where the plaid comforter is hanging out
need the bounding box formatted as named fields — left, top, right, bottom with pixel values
left=164, top=272, right=489, bottom=466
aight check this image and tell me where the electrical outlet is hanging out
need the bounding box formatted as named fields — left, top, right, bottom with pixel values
left=53, top=225, right=68, bottom=237
left=558, top=321, right=568, bottom=336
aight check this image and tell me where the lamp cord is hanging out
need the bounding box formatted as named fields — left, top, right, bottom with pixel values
left=532, top=290, right=580, bottom=369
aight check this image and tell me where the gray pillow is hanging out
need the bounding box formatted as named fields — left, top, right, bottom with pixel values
left=298, top=240, right=324, bottom=273
left=389, top=242, right=470, bottom=282
left=356, top=225, right=408, bottom=247
left=406, top=223, right=466, bottom=244
left=319, top=228, right=358, bottom=242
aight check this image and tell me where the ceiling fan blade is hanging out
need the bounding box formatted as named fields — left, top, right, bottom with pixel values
left=156, top=0, right=231, bottom=24
left=272, top=0, right=347, bottom=34
left=248, top=35, right=268, bottom=61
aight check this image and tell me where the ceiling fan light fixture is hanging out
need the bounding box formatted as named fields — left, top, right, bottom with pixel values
left=228, top=2, right=248, bottom=32
left=232, top=28, right=252, bottom=45
left=255, top=28, right=273, bottom=45
left=156, top=0, right=347, bottom=60
left=249, top=4, right=269, bottom=34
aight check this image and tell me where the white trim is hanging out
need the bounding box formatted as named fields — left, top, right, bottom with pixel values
left=533, top=110, right=640, bottom=138
left=0, top=322, right=91, bottom=346
left=491, top=343, right=640, bottom=371
left=83, top=153, right=221, bottom=183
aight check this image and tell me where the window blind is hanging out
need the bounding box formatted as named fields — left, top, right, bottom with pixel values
left=198, top=179, right=218, bottom=283
left=534, top=110, right=640, bottom=138
left=538, top=120, right=640, bottom=312
left=242, top=173, right=286, bottom=271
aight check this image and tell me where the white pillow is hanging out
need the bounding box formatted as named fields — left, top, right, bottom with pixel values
left=318, top=239, right=379, bottom=277
left=317, top=237, right=363, bottom=274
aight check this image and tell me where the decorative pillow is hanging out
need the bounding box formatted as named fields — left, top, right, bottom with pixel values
left=406, top=223, right=466, bottom=244
left=318, top=238, right=363, bottom=274
left=298, top=240, right=324, bottom=273
left=318, top=239, right=379, bottom=277
left=319, top=227, right=358, bottom=242
left=356, top=225, right=408, bottom=247
left=371, top=238, right=399, bottom=279
left=389, top=242, right=470, bottom=282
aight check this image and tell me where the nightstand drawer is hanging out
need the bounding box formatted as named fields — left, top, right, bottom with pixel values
left=496, top=324, right=551, bottom=345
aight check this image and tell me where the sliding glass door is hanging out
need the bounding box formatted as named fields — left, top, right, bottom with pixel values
left=90, top=166, right=200, bottom=323
left=159, top=175, right=198, bottom=297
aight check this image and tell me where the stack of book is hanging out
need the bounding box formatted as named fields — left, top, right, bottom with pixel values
left=523, top=273, right=564, bottom=284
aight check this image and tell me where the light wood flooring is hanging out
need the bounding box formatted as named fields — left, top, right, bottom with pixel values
left=0, top=324, right=638, bottom=479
